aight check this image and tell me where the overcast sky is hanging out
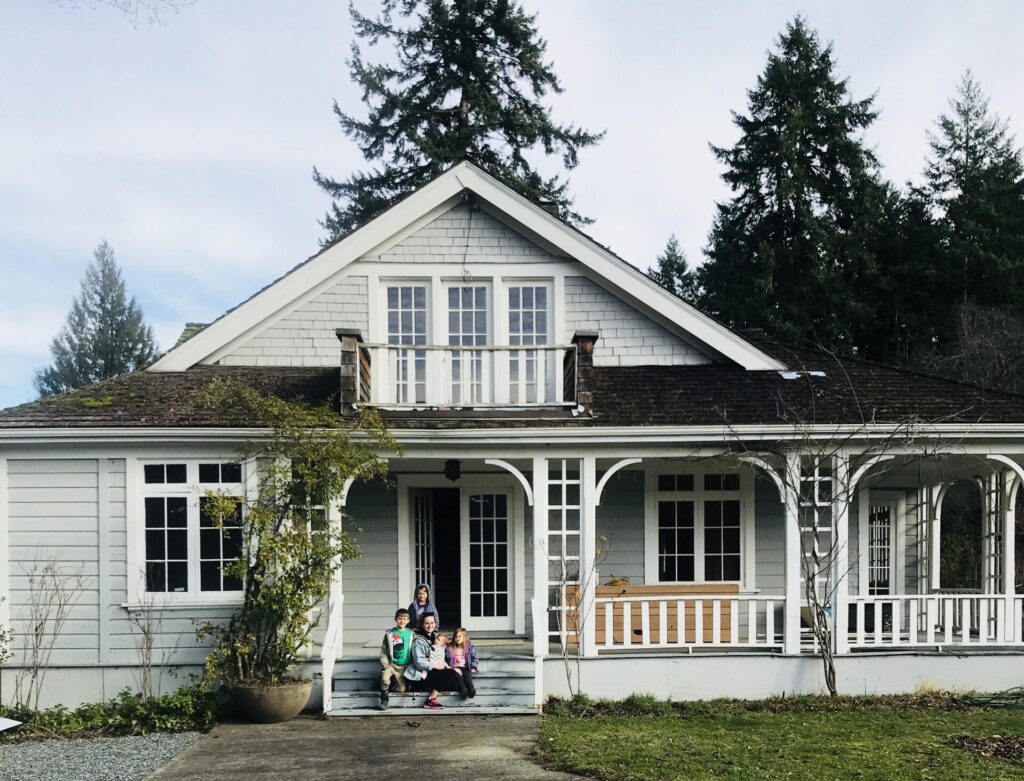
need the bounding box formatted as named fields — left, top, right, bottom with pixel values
left=2, top=1, right=1024, bottom=409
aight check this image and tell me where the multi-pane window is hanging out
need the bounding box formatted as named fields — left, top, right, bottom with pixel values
left=867, top=504, right=892, bottom=595
left=468, top=493, right=510, bottom=618
left=447, top=286, right=488, bottom=404
left=508, top=286, right=548, bottom=403
left=387, top=285, right=428, bottom=404
left=139, top=461, right=245, bottom=598
left=654, top=470, right=743, bottom=583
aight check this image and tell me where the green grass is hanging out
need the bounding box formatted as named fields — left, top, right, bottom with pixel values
left=537, top=694, right=1024, bottom=781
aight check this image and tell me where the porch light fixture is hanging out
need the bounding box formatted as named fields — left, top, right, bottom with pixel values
left=444, top=459, right=462, bottom=482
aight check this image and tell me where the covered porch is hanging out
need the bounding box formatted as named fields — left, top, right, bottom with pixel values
left=319, top=447, right=1024, bottom=708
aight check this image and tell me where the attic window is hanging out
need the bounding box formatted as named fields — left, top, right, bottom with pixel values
left=778, top=370, right=826, bottom=380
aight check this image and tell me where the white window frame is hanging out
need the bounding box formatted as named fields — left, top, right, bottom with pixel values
left=127, top=458, right=253, bottom=607
left=644, top=463, right=755, bottom=588
left=857, top=490, right=905, bottom=596
left=444, top=280, right=493, bottom=405
left=371, top=275, right=558, bottom=407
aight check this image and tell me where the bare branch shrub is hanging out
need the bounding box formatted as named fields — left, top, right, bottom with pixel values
left=14, top=555, right=87, bottom=711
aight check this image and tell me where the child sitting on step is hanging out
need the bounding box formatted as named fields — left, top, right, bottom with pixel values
left=377, top=608, right=412, bottom=709
left=445, top=627, right=478, bottom=699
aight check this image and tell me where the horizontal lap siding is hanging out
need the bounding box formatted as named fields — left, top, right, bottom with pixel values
left=7, top=459, right=101, bottom=663
left=564, top=276, right=712, bottom=367
left=597, top=470, right=645, bottom=584
left=754, top=475, right=785, bottom=595
left=342, top=479, right=398, bottom=645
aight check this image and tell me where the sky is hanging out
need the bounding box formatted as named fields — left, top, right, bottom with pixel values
left=2, top=0, right=1024, bottom=409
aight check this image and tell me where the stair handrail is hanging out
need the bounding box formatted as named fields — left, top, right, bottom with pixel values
left=321, top=593, right=344, bottom=714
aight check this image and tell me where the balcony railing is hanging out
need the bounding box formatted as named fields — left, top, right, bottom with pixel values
left=358, top=343, right=577, bottom=408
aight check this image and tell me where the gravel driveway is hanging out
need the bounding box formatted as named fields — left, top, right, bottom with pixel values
left=0, top=732, right=201, bottom=781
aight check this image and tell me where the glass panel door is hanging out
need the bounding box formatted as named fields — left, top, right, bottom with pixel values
left=461, top=491, right=514, bottom=631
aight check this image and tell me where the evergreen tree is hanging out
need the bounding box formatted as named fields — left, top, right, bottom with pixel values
left=924, top=71, right=1024, bottom=313
left=697, top=17, right=881, bottom=350
left=34, top=241, right=158, bottom=397
left=314, top=0, right=601, bottom=243
left=648, top=235, right=699, bottom=304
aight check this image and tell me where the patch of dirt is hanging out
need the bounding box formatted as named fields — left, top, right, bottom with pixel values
left=950, top=734, right=1024, bottom=764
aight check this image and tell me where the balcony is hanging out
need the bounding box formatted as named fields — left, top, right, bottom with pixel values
left=356, top=343, right=579, bottom=408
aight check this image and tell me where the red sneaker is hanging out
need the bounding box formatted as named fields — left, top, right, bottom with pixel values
left=423, top=698, right=444, bottom=710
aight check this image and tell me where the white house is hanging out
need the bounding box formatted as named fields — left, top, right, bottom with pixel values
left=3, top=162, right=1024, bottom=714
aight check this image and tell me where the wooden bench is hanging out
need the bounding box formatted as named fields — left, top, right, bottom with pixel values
left=564, top=583, right=741, bottom=645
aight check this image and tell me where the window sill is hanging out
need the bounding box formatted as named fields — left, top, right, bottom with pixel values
left=120, top=598, right=243, bottom=612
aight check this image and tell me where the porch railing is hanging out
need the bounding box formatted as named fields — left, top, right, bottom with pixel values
left=590, top=594, right=785, bottom=652
left=360, top=343, right=576, bottom=407
left=847, top=593, right=1023, bottom=649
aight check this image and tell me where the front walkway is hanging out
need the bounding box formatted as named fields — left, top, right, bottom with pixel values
left=148, top=715, right=582, bottom=781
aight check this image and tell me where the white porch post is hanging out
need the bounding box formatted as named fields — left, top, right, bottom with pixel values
left=579, top=455, right=598, bottom=657
left=784, top=452, right=802, bottom=654
left=832, top=455, right=850, bottom=655
left=532, top=456, right=549, bottom=659
left=930, top=484, right=944, bottom=591
left=1003, top=472, right=1017, bottom=642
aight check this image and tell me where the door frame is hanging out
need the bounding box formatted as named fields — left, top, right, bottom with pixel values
left=397, top=473, right=526, bottom=634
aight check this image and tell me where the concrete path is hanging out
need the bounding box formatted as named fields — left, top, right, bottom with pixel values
left=148, top=715, right=582, bottom=780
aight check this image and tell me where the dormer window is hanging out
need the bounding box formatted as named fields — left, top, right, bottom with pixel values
left=371, top=276, right=568, bottom=408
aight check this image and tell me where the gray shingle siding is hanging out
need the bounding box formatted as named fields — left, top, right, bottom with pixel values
left=564, top=276, right=712, bottom=366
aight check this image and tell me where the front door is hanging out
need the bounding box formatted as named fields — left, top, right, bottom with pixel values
left=461, top=491, right=515, bottom=631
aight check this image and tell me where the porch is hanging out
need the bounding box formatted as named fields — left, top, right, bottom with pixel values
left=319, top=449, right=1024, bottom=710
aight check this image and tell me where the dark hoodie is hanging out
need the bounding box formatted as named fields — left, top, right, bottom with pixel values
left=408, top=582, right=440, bottom=629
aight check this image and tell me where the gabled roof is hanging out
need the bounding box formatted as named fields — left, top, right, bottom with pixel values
left=149, top=161, right=785, bottom=372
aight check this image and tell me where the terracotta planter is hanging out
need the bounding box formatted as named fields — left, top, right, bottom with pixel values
left=233, top=679, right=313, bottom=724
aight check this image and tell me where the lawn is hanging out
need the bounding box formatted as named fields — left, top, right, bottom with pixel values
left=536, top=694, right=1024, bottom=781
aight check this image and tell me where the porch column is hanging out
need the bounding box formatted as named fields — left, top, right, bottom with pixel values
left=832, top=456, right=850, bottom=655
left=1003, top=472, right=1018, bottom=642
left=783, top=452, right=802, bottom=654
left=579, top=455, right=598, bottom=657
left=532, top=456, right=549, bottom=659
left=930, top=484, right=944, bottom=591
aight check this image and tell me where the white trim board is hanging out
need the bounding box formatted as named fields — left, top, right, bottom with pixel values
left=149, top=162, right=784, bottom=373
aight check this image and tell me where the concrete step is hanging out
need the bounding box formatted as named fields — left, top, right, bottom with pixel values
left=331, top=690, right=537, bottom=713
left=333, top=674, right=534, bottom=694
left=328, top=704, right=539, bottom=717
left=332, top=655, right=535, bottom=676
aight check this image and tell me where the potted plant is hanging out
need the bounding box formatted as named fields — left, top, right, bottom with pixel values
left=195, top=380, right=394, bottom=723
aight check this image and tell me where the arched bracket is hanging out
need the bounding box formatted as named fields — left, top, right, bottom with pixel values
left=596, top=458, right=642, bottom=506
left=989, top=455, right=1024, bottom=490
left=340, top=477, right=356, bottom=507
left=850, top=455, right=896, bottom=492
left=737, top=455, right=784, bottom=503
left=485, top=459, right=534, bottom=506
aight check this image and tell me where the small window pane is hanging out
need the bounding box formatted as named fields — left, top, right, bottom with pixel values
left=706, top=558, right=722, bottom=581
left=166, top=464, right=187, bottom=483
left=167, top=530, right=188, bottom=560
left=658, top=475, right=674, bottom=492
left=201, top=562, right=221, bottom=592
left=722, top=474, right=740, bottom=491
left=146, top=562, right=166, bottom=592
left=167, top=498, right=187, bottom=528
left=145, top=530, right=165, bottom=560
left=144, top=465, right=164, bottom=484
left=200, top=529, right=220, bottom=559
left=199, top=463, right=219, bottom=483
left=723, top=557, right=741, bottom=581
left=145, top=497, right=164, bottom=528
left=678, top=558, right=694, bottom=581
left=222, top=462, right=242, bottom=483
left=167, top=562, right=188, bottom=592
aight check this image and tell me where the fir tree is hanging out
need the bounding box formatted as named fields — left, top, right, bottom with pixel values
left=697, top=17, right=881, bottom=350
left=649, top=235, right=699, bottom=304
left=314, top=0, right=602, bottom=243
left=924, top=71, right=1024, bottom=313
left=34, top=241, right=158, bottom=397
